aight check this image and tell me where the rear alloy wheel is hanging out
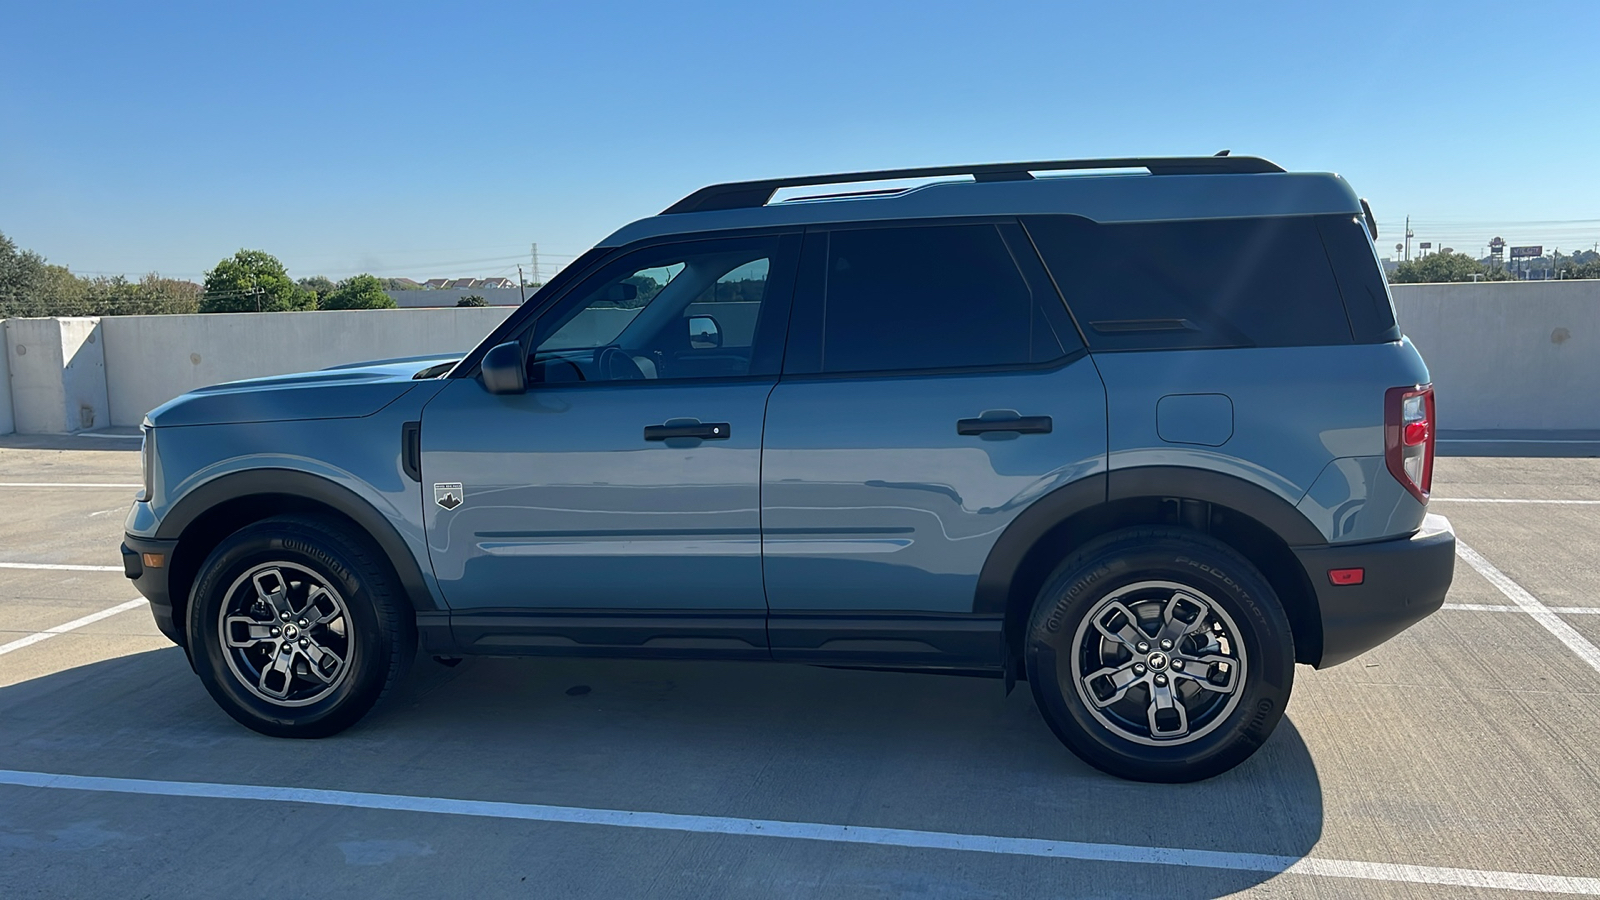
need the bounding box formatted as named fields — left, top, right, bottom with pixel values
left=1025, top=527, right=1294, bottom=782
left=187, top=515, right=414, bottom=737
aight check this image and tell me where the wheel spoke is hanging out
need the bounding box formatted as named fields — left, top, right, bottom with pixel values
left=252, top=568, right=292, bottom=618
left=223, top=616, right=275, bottom=648
left=1093, top=601, right=1146, bottom=652
left=300, top=639, right=345, bottom=684
left=300, top=586, right=341, bottom=628
left=1172, top=654, right=1240, bottom=694
left=1083, top=661, right=1145, bottom=708
left=1155, top=592, right=1210, bottom=645
left=257, top=646, right=296, bottom=700
left=1146, top=680, right=1191, bottom=739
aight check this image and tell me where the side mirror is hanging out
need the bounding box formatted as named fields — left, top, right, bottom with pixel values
left=601, top=282, right=639, bottom=303
left=688, top=315, right=722, bottom=349
left=480, top=341, right=527, bottom=394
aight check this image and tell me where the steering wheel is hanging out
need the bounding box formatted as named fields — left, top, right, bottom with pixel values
left=594, top=345, right=646, bottom=381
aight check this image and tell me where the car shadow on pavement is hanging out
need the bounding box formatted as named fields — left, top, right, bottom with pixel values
left=0, top=648, right=1324, bottom=899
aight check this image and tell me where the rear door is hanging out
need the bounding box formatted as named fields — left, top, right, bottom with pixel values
left=760, top=220, right=1108, bottom=665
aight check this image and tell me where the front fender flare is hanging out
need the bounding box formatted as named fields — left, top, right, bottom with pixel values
left=155, top=468, right=439, bottom=612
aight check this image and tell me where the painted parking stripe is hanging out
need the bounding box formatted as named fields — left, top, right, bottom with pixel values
left=1445, top=603, right=1600, bottom=615
left=0, top=482, right=142, bottom=489
left=0, top=770, right=1598, bottom=895
left=0, top=562, right=124, bottom=572
left=0, top=599, right=148, bottom=657
left=1431, top=498, right=1600, bottom=505
left=1456, top=540, right=1600, bottom=674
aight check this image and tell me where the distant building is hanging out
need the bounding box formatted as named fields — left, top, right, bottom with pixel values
left=422, top=278, right=451, bottom=290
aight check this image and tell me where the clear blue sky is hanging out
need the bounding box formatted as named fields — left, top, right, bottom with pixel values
left=4, top=0, right=1597, bottom=284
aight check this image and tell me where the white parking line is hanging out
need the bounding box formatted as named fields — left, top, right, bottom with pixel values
left=0, top=599, right=148, bottom=657
left=1446, top=598, right=1600, bottom=611
left=1456, top=541, right=1600, bottom=674
left=1432, top=498, right=1600, bottom=505
left=0, top=769, right=1595, bottom=895
left=0, top=482, right=141, bottom=489
left=0, top=562, right=124, bottom=572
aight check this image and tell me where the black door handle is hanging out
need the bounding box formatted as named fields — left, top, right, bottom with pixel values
left=644, top=422, right=731, bottom=441
left=957, top=415, right=1053, bottom=436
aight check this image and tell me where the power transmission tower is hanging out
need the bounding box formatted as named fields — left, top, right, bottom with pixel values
left=530, top=243, right=540, bottom=285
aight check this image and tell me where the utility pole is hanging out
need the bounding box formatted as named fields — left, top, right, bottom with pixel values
left=518, top=265, right=527, bottom=303
left=1404, top=216, right=1413, bottom=261
left=530, top=243, right=540, bottom=286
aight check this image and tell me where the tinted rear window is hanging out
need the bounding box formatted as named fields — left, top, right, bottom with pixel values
left=1317, top=215, right=1401, bottom=343
left=1025, top=215, right=1356, bottom=351
left=818, top=223, right=1065, bottom=374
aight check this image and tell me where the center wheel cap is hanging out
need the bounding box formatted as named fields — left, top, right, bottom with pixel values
left=283, top=625, right=299, bottom=640
left=1146, top=651, right=1169, bottom=671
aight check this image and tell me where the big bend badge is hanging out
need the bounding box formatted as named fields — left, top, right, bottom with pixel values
left=433, top=483, right=463, bottom=510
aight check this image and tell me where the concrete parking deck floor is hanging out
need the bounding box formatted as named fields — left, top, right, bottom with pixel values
left=1, top=434, right=1598, bottom=898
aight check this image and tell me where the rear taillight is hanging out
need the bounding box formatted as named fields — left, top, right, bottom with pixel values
left=1385, top=384, right=1435, bottom=503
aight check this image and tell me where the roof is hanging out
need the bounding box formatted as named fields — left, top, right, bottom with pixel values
left=600, top=157, right=1362, bottom=249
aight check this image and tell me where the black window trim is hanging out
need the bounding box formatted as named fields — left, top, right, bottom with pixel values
left=780, top=216, right=1088, bottom=382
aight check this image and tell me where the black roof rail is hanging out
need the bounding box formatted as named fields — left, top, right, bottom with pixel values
left=661, top=155, right=1286, bottom=215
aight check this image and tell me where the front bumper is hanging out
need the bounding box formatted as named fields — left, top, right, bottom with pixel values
left=1293, top=513, right=1455, bottom=668
left=122, top=535, right=182, bottom=647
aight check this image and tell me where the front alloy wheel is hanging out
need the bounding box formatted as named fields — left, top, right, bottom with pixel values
left=187, top=515, right=414, bottom=738
left=219, top=562, right=352, bottom=706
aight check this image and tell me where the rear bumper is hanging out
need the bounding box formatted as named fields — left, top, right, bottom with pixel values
left=1294, top=513, right=1455, bottom=668
left=121, top=535, right=182, bottom=647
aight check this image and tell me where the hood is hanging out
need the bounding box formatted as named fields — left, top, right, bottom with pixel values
left=147, top=356, right=461, bottom=428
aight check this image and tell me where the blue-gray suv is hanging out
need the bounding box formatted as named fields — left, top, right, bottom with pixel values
left=123, top=155, right=1456, bottom=781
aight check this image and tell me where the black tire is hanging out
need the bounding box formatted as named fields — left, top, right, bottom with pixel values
left=1024, top=527, right=1294, bottom=782
left=186, top=515, right=416, bottom=738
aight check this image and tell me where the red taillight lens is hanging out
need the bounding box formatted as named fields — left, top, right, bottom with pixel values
left=1385, top=384, right=1435, bottom=503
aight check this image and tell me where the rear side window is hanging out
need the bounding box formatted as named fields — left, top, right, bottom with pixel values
left=815, top=223, right=1067, bottom=374
left=1025, top=215, right=1356, bottom=351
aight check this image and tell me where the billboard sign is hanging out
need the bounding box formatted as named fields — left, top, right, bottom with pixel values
left=1510, top=246, right=1543, bottom=259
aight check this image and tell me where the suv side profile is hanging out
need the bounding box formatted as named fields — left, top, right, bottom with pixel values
left=122, top=155, right=1455, bottom=782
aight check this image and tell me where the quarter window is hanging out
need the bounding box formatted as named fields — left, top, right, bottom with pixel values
left=1025, top=215, right=1356, bottom=351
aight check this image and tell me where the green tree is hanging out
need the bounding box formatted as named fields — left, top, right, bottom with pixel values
left=0, top=230, right=85, bottom=316
left=298, top=275, right=336, bottom=304
left=456, top=294, right=488, bottom=307
left=77, top=275, right=202, bottom=315
left=1390, top=252, right=1500, bottom=284
left=201, top=250, right=315, bottom=313
left=321, top=273, right=397, bottom=310
left=1558, top=259, right=1600, bottom=280
left=380, top=278, right=423, bottom=291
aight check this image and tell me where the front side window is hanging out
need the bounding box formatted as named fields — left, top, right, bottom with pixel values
left=817, top=223, right=1063, bottom=374
left=529, top=236, right=783, bottom=383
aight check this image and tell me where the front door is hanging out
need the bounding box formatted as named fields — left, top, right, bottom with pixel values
left=420, top=232, right=799, bottom=652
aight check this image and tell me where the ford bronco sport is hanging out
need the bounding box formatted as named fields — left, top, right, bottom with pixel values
left=123, top=155, right=1455, bottom=782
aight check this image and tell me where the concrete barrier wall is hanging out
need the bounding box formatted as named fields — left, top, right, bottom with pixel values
left=0, top=323, right=13, bottom=434
left=6, top=318, right=109, bottom=433
left=100, top=307, right=514, bottom=427
left=1390, top=280, right=1599, bottom=430
left=1, top=280, right=1596, bottom=434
